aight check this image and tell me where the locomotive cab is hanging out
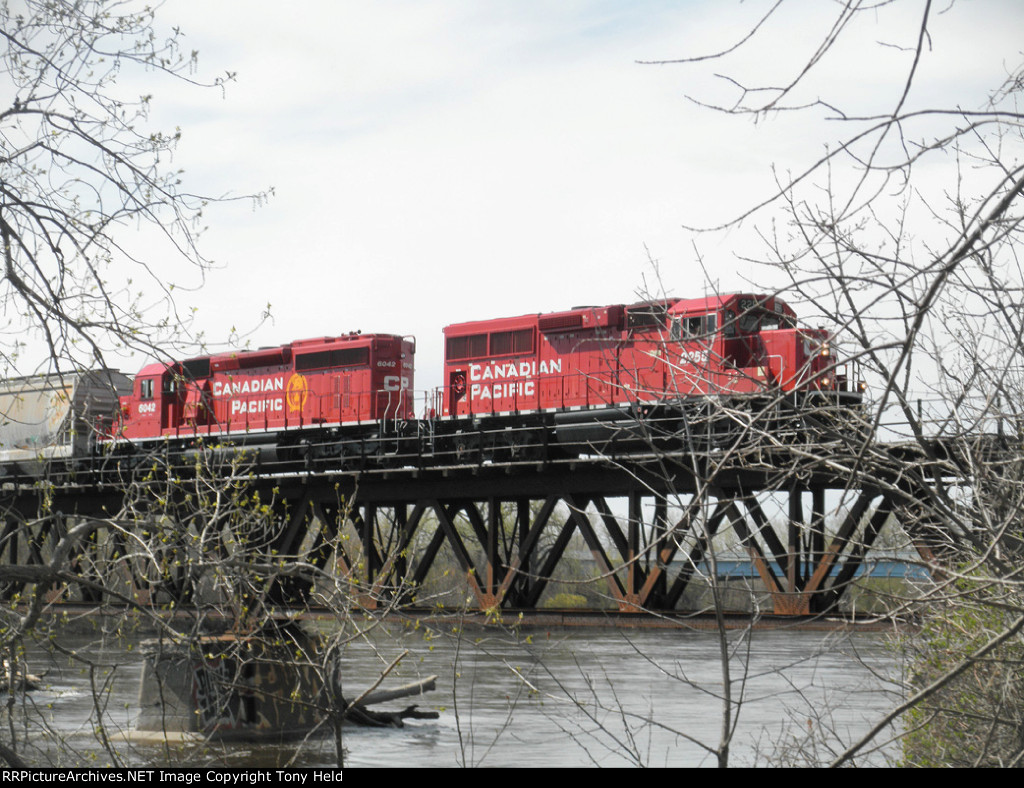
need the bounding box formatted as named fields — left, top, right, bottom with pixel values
left=714, top=295, right=857, bottom=399
left=117, top=363, right=176, bottom=438
left=116, top=358, right=218, bottom=439
left=717, top=296, right=796, bottom=374
left=657, top=294, right=858, bottom=402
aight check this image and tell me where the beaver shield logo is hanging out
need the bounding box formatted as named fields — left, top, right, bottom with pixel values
left=285, top=373, right=308, bottom=414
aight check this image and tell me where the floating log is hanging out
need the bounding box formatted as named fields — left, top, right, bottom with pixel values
left=1, top=661, right=43, bottom=692
left=345, top=704, right=440, bottom=728
left=357, top=675, right=438, bottom=707
left=344, top=675, right=440, bottom=728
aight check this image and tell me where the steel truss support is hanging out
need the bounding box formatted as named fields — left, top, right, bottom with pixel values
left=264, top=483, right=911, bottom=616
left=0, top=507, right=190, bottom=606
left=0, top=457, right=938, bottom=616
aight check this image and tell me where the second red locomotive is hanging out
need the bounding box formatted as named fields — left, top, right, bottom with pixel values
left=437, top=293, right=858, bottom=458
left=116, top=333, right=415, bottom=450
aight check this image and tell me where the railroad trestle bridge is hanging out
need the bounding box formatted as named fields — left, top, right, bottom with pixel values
left=0, top=435, right=973, bottom=618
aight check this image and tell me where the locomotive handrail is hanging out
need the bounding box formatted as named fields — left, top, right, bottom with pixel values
left=423, top=388, right=443, bottom=419
left=381, top=388, right=397, bottom=431
left=381, top=384, right=412, bottom=434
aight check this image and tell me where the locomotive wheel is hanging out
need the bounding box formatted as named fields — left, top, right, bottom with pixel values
left=453, top=431, right=475, bottom=463
left=453, top=428, right=499, bottom=464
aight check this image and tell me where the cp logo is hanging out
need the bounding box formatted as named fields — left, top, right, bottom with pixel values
left=286, top=373, right=308, bottom=413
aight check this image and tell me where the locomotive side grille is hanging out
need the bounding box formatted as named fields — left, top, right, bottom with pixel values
left=490, top=329, right=534, bottom=355
left=626, top=304, right=668, bottom=329
left=296, top=347, right=369, bottom=371
left=538, top=314, right=583, bottom=332
left=446, top=333, right=488, bottom=360
left=181, top=358, right=211, bottom=379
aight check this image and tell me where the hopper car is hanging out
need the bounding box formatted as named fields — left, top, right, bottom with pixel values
left=0, top=371, right=132, bottom=477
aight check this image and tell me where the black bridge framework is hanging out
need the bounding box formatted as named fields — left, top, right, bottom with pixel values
left=0, top=446, right=949, bottom=617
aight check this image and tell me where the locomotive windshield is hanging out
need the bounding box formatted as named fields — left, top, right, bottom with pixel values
left=738, top=310, right=769, bottom=332
left=754, top=311, right=797, bottom=331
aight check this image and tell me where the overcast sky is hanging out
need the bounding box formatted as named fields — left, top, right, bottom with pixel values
left=129, top=0, right=1023, bottom=394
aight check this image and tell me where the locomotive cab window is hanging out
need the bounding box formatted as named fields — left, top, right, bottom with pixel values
left=677, top=314, right=717, bottom=341
left=683, top=316, right=704, bottom=338
left=139, top=379, right=154, bottom=400
left=739, top=308, right=794, bottom=332
left=736, top=297, right=786, bottom=333
left=738, top=311, right=760, bottom=333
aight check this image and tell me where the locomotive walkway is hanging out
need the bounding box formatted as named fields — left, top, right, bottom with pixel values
left=0, top=430, right=985, bottom=618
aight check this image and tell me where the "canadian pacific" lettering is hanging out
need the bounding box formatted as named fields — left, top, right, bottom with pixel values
left=213, top=376, right=286, bottom=416
left=213, top=377, right=285, bottom=397
left=467, top=360, right=562, bottom=401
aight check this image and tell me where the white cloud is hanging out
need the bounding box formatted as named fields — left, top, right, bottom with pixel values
left=107, top=0, right=1024, bottom=393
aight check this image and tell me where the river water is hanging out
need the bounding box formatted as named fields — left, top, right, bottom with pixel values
left=9, top=618, right=905, bottom=768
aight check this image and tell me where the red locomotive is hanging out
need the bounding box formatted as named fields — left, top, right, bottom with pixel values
left=115, top=333, right=415, bottom=451
left=443, top=294, right=849, bottom=416
left=90, top=292, right=859, bottom=469
left=438, top=293, right=858, bottom=457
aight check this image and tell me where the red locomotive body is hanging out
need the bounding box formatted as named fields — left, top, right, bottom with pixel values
left=116, top=333, right=415, bottom=443
left=442, top=294, right=853, bottom=418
